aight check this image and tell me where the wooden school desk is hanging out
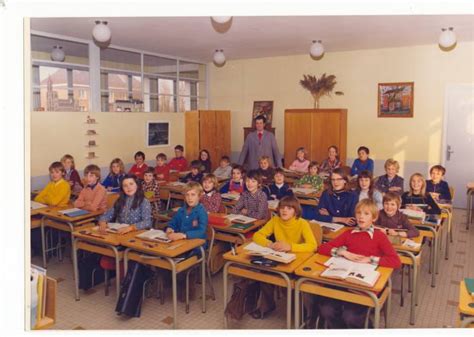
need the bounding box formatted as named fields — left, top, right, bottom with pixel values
left=122, top=237, right=206, bottom=329
left=292, top=189, right=321, bottom=207
left=31, top=202, right=49, bottom=229
left=161, top=182, right=186, bottom=210
left=294, top=254, right=393, bottom=329
left=38, top=205, right=103, bottom=268
left=392, top=233, right=425, bottom=325
left=321, top=225, right=351, bottom=242
left=222, top=244, right=313, bottom=329
left=71, top=227, right=143, bottom=300
left=458, top=279, right=474, bottom=328
left=208, top=212, right=266, bottom=245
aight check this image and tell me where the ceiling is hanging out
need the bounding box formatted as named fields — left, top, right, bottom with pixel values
left=31, top=16, right=474, bottom=63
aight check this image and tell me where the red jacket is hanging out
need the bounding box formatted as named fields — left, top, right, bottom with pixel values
left=168, top=157, right=188, bottom=172
left=319, top=228, right=401, bottom=269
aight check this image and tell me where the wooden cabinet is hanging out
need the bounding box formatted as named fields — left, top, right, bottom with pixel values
left=284, top=109, right=347, bottom=167
left=185, top=110, right=231, bottom=171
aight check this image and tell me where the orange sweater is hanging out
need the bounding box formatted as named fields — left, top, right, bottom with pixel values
left=74, top=183, right=107, bottom=212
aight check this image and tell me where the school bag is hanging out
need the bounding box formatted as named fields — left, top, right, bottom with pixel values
left=78, top=252, right=107, bottom=290
left=224, top=279, right=260, bottom=320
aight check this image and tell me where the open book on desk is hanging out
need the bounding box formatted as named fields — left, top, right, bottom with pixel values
left=311, top=220, right=344, bottom=232
left=106, top=223, right=135, bottom=234
left=58, top=208, right=90, bottom=217
left=225, top=214, right=257, bottom=224
left=136, top=229, right=171, bottom=243
left=221, top=193, right=240, bottom=201
left=400, top=208, right=426, bottom=220
left=244, top=242, right=296, bottom=264
left=321, top=256, right=380, bottom=287
left=291, top=187, right=318, bottom=195
left=31, top=201, right=47, bottom=210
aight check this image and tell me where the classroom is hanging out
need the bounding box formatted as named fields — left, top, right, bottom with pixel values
left=7, top=0, right=474, bottom=334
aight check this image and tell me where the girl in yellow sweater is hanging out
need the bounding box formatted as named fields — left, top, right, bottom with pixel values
left=34, top=161, right=71, bottom=207
left=251, top=195, right=317, bottom=318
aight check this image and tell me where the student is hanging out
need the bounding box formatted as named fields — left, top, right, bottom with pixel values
left=142, top=167, right=161, bottom=217
left=426, top=165, right=452, bottom=202
left=256, top=156, right=275, bottom=185
left=168, top=145, right=188, bottom=172
left=232, top=170, right=269, bottom=220
left=294, top=161, right=324, bottom=191
left=198, top=149, right=212, bottom=174
left=128, top=151, right=148, bottom=180
left=166, top=182, right=208, bottom=245
left=289, top=147, right=310, bottom=173
left=154, top=153, right=170, bottom=182
left=375, top=192, right=419, bottom=238
left=375, top=158, right=404, bottom=196
left=181, top=160, right=204, bottom=183
left=213, top=155, right=232, bottom=180
left=74, top=164, right=107, bottom=212
left=317, top=199, right=401, bottom=329
left=102, top=158, right=125, bottom=193
left=219, top=165, right=246, bottom=194
left=351, top=146, right=374, bottom=177
left=250, top=196, right=317, bottom=318
left=356, top=170, right=383, bottom=210
left=34, top=161, right=71, bottom=207
left=401, top=173, right=441, bottom=214
left=200, top=174, right=223, bottom=213
left=61, top=154, right=83, bottom=195
left=310, top=168, right=357, bottom=225
left=98, top=174, right=152, bottom=233
left=264, top=168, right=294, bottom=200
left=319, top=145, right=341, bottom=177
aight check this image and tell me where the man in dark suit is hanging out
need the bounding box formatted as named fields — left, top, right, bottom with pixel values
left=238, top=115, right=282, bottom=170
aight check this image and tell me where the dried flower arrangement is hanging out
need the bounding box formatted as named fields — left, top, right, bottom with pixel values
left=299, top=73, right=342, bottom=109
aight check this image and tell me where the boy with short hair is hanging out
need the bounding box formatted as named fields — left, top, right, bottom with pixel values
left=375, top=158, right=404, bottom=196
left=154, top=153, right=170, bottom=182
left=375, top=192, right=419, bottom=238
left=264, top=168, right=293, bottom=200
left=35, top=161, right=71, bottom=207
left=181, top=160, right=203, bottom=183
left=426, top=165, right=452, bottom=202
left=168, top=145, right=188, bottom=172
left=128, top=151, right=148, bottom=180
left=213, top=155, right=232, bottom=180
left=74, top=164, right=107, bottom=212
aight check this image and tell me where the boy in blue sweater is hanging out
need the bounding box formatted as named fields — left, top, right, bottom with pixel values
left=426, top=165, right=452, bottom=203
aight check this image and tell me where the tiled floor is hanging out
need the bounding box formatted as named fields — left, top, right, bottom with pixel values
left=32, top=208, right=474, bottom=330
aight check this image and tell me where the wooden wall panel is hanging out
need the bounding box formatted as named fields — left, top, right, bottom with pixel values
left=284, top=110, right=312, bottom=167
left=198, top=110, right=217, bottom=167
left=214, top=110, right=231, bottom=171
left=185, top=111, right=200, bottom=164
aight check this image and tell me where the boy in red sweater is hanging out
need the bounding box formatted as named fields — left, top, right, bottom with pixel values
left=128, top=151, right=148, bottom=180
left=317, top=199, right=401, bottom=329
left=168, top=145, right=188, bottom=172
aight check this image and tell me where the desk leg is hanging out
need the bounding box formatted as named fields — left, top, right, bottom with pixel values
left=200, top=246, right=206, bottom=313
left=282, top=273, right=292, bottom=329
left=294, top=278, right=304, bottom=329
left=164, top=257, right=178, bottom=329
left=112, top=246, right=121, bottom=301
left=443, top=210, right=451, bottom=260
left=222, top=261, right=230, bottom=329
left=123, top=248, right=130, bottom=274
left=41, top=216, right=47, bottom=268
left=72, top=238, right=80, bottom=301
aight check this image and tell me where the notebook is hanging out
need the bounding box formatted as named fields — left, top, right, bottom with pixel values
left=402, top=239, right=421, bottom=249
left=311, top=220, right=344, bottom=232
left=400, top=208, right=426, bottom=220
left=137, top=229, right=171, bottom=243
left=31, top=201, right=47, bottom=210
left=106, top=223, right=131, bottom=233
left=221, top=193, right=240, bottom=201
left=225, top=214, right=257, bottom=224
left=244, top=242, right=296, bottom=264
left=58, top=208, right=90, bottom=217
left=321, top=256, right=380, bottom=287
left=267, top=199, right=279, bottom=210
left=291, top=187, right=317, bottom=195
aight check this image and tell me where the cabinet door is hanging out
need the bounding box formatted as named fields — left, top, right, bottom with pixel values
left=310, top=110, right=346, bottom=164
left=185, top=111, right=200, bottom=164
left=284, top=111, right=312, bottom=167
left=214, top=110, right=231, bottom=171
left=199, top=110, right=218, bottom=170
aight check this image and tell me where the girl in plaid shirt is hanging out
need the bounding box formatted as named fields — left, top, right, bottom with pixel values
left=200, top=174, right=223, bottom=213
left=232, top=170, right=269, bottom=220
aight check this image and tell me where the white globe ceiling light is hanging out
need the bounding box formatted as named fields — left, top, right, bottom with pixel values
left=439, top=27, right=456, bottom=49
left=50, top=45, right=65, bottom=62
left=310, top=40, right=325, bottom=58
left=213, top=49, right=226, bottom=66
left=92, top=20, right=111, bottom=43
left=211, top=16, right=232, bottom=24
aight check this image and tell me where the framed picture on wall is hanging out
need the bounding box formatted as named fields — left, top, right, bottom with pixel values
left=252, top=101, right=274, bottom=127
left=378, top=82, right=414, bottom=118
left=146, top=121, right=170, bottom=147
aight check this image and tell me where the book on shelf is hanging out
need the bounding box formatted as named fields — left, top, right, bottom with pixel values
left=225, top=214, right=256, bottom=224
left=58, top=208, right=90, bottom=217
left=311, top=220, right=344, bottom=232
left=221, top=193, right=240, bottom=201
left=244, top=242, right=296, bottom=264
left=136, top=229, right=171, bottom=243
left=321, top=256, right=380, bottom=287
left=31, top=201, right=47, bottom=210
left=291, top=187, right=317, bottom=195
left=400, top=208, right=426, bottom=220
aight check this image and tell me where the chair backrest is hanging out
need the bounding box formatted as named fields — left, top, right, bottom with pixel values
left=449, top=186, right=455, bottom=199
left=205, top=226, right=216, bottom=264
left=106, top=193, right=119, bottom=209
left=309, top=221, right=323, bottom=247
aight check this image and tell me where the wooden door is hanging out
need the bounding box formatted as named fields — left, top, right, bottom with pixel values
left=214, top=110, right=231, bottom=171
left=199, top=110, right=218, bottom=168
left=284, top=110, right=312, bottom=168
left=185, top=111, right=200, bottom=164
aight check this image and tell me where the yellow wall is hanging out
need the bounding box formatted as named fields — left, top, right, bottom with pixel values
left=208, top=42, right=474, bottom=170
left=30, top=111, right=184, bottom=176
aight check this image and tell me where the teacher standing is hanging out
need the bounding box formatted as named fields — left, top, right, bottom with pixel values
left=238, top=115, right=283, bottom=170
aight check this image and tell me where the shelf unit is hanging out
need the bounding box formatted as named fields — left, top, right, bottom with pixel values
left=33, top=276, right=57, bottom=330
